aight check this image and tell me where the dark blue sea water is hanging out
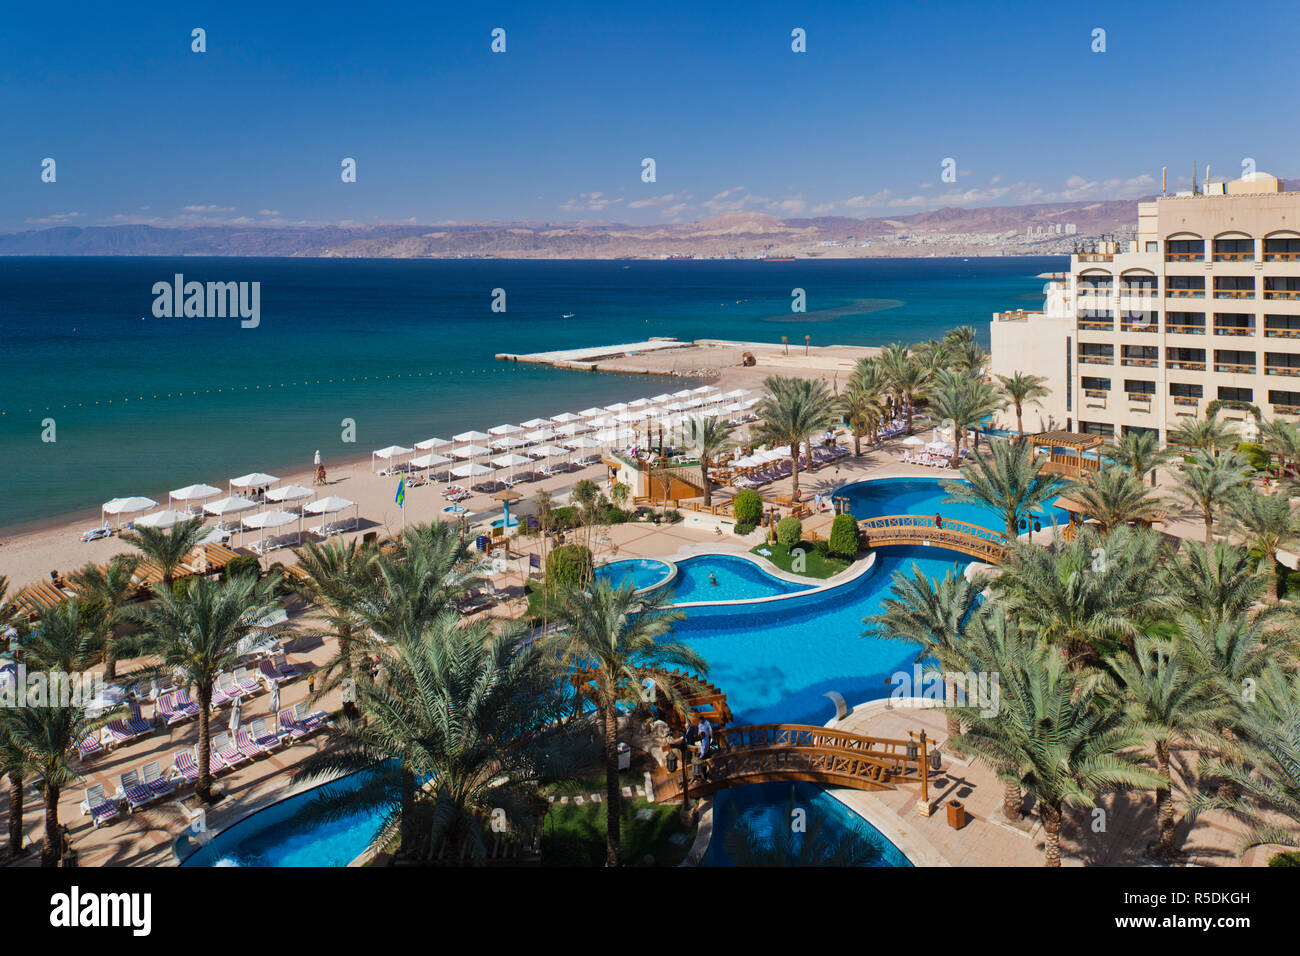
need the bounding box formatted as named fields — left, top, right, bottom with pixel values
left=0, top=256, right=1062, bottom=528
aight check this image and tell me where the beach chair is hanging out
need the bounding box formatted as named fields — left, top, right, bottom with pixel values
left=81, top=784, right=120, bottom=828
left=171, top=750, right=200, bottom=784
left=118, top=769, right=156, bottom=812
left=232, top=666, right=261, bottom=696
left=293, top=700, right=328, bottom=730
left=211, top=732, right=250, bottom=768
left=270, top=651, right=301, bottom=681
left=77, top=733, right=103, bottom=762
left=81, top=525, right=111, bottom=543
left=234, top=728, right=267, bottom=760
left=141, top=761, right=175, bottom=800
left=257, top=658, right=289, bottom=689
left=124, top=700, right=153, bottom=736
left=249, top=718, right=284, bottom=751
left=278, top=708, right=309, bottom=740
left=175, top=688, right=201, bottom=717
left=103, top=719, right=136, bottom=747
left=157, top=693, right=190, bottom=725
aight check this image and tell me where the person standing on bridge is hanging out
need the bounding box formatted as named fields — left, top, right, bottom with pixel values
left=934, top=513, right=943, bottom=530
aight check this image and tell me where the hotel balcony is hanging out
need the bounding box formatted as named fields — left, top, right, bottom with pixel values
left=1212, top=252, right=1254, bottom=262
left=1213, top=325, right=1255, bottom=337
left=1120, top=322, right=1158, bottom=334
left=1083, top=388, right=1107, bottom=399
left=1215, top=363, right=1256, bottom=374
left=1078, top=319, right=1115, bottom=331
left=1172, top=396, right=1200, bottom=408
left=1166, top=360, right=1206, bottom=371
left=1274, top=404, right=1300, bottom=416
left=1077, top=253, right=1114, bottom=263
left=1264, top=290, right=1300, bottom=300
left=1078, top=355, right=1113, bottom=365
left=1121, top=358, right=1158, bottom=368
left=1213, top=289, right=1255, bottom=300
left=1165, top=252, right=1204, bottom=262
left=1127, top=392, right=1154, bottom=403
left=1265, top=365, right=1300, bottom=377
left=1264, top=252, right=1300, bottom=262
left=1166, top=289, right=1205, bottom=299
left=1166, top=324, right=1206, bottom=335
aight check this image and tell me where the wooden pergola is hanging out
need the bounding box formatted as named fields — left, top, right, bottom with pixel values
left=1031, top=430, right=1104, bottom=479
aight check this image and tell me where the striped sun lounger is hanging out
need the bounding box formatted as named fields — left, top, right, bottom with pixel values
left=232, top=667, right=262, bottom=696
left=104, top=720, right=136, bottom=747
left=211, top=732, right=249, bottom=768
left=82, top=785, right=119, bottom=828
left=258, top=659, right=290, bottom=688
left=171, top=750, right=202, bottom=783
left=293, top=701, right=327, bottom=730
left=278, top=709, right=310, bottom=740
left=176, top=689, right=201, bottom=716
left=119, top=769, right=156, bottom=812
left=77, top=734, right=103, bottom=761
left=141, top=761, right=175, bottom=799
left=248, top=718, right=283, bottom=751
left=125, top=701, right=153, bottom=736
left=234, top=729, right=267, bottom=760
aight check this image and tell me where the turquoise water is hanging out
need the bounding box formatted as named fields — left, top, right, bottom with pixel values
left=837, top=476, right=1069, bottom=534
left=181, top=771, right=381, bottom=867
left=671, top=554, right=813, bottom=603
left=0, top=256, right=1063, bottom=529
left=490, top=516, right=520, bottom=529
left=594, top=558, right=674, bottom=591
left=702, top=781, right=913, bottom=867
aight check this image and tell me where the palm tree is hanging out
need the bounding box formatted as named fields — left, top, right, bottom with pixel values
left=293, top=612, right=578, bottom=861
left=1184, top=661, right=1300, bottom=854
left=1173, top=449, right=1252, bottom=546
left=996, top=371, right=1050, bottom=437
left=292, top=537, right=378, bottom=717
left=1260, top=417, right=1300, bottom=485
left=991, top=525, right=1176, bottom=663
left=67, top=553, right=143, bottom=680
left=928, top=368, right=1001, bottom=468
left=1, top=704, right=102, bottom=865
left=1164, top=540, right=1270, bottom=626
left=1067, top=466, right=1166, bottom=535
left=360, top=522, right=482, bottom=639
left=120, top=516, right=208, bottom=589
left=879, top=345, right=929, bottom=435
left=0, top=719, right=28, bottom=859
left=1102, top=430, right=1168, bottom=487
left=0, top=575, right=23, bottom=647
left=1168, top=413, right=1234, bottom=457
left=755, top=375, right=835, bottom=501
left=130, top=575, right=279, bottom=802
left=23, top=598, right=99, bottom=675
left=547, top=581, right=701, bottom=866
left=864, top=565, right=982, bottom=740
left=679, top=414, right=734, bottom=506
left=838, top=382, right=883, bottom=457
left=1111, top=636, right=1230, bottom=858
left=955, top=639, right=1161, bottom=866
left=1226, top=489, right=1300, bottom=600
left=942, top=436, right=1072, bottom=543
left=722, top=785, right=885, bottom=866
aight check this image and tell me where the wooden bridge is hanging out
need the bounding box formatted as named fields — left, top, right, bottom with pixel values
left=571, top=667, right=733, bottom=733
left=652, top=723, right=939, bottom=802
left=858, top=514, right=1009, bottom=564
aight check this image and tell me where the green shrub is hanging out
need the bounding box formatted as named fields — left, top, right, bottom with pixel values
left=1269, top=851, right=1300, bottom=867
left=663, top=509, right=682, bottom=523
left=546, top=506, right=581, bottom=530
left=546, top=543, right=593, bottom=590
left=814, top=538, right=831, bottom=557
left=222, top=554, right=261, bottom=581
left=827, top=513, right=860, bottom=558
left=776, top=516, right=803, bottom=548
left=733, top=489, right=764, bottom=524
left=604, top=507, right=630, bottom=525
left=734, top=520, right=756, bottom=536
left=171, top=576, right=194, bottom=599
left=1236, top=441, right=1270, bottom=471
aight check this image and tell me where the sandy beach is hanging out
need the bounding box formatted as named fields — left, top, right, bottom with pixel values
left=0, top=340, right=876, bottom=592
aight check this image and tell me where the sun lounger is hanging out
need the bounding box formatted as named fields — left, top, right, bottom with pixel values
left=171, top=750, right=200, bottom=783
left=258, top=658, right=290, bottom=688
left=176, top=689, right=201, bottom=716
left=234, top=728, right=267, bottom=760
left=103, top=719, right=136, bottom=747
left=141, top=761, right=175, bottom=799
left=81, top=525, right=111, bottom=543
left=293, top=700, right=328, bottom=730
left=77, top=734, right=103, bottom=761
left=270, top=651, right=300, bottom=680
left=119, top=769, right=156, bottom=812
left=278, top=708, right=309, bottom=740
left=232, top=666, right=261, bottom=696
left=212, top=732, right=250, bottom=768
left=248, top=718, right=283, bottom=751
left=81, top=784, right=119, bottom=828
left=157, top=693, right=191, bottom=725
left=125, top=701, right=153, bottom=736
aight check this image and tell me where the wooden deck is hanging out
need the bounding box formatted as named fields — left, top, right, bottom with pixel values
left=857, top=515, right=1010, bottom=564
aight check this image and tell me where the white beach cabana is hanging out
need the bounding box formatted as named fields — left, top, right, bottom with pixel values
left=523, top=428, right=557, bottom=444
left=491, top=435, right=529, bottom=450
left=519, top=418, right=551, bottom=429
left=204, top=495, right=259, bottom=532
left=671, top=389, right=693, bottom=399
left=491, top=453, right=533, bottom=482
left=241, top=509, right=302, bottom=553
left=134, top=509, right=192, bottom=530
left=169, top=483, right=222, bottom=514
left=452, top=430, right=491, bottom=443
left=265, top=484, right=314, bottom=510
left=604, top=402, right=630, bottom=414
left=551, top=412, right=581, bottom=423
left=488, top=423, right=523, bottom=436
left=303, top=495, right=358, bottom=536
left=578, top=407, right=606, bottom=418
left=528, top=444, right=571, bottom=475
left=101, top=496, right=158, bottom=529
left=451, top=443, right=492, bottom=460
left=450, top=462, right=493, bottom=483
left=229, top=473, right=280, bottom=498
left=415, top=437, right=451, bottom=451
left=372, top=445, right=414, bottom=473
left=410, top=453, right=453, bottom=481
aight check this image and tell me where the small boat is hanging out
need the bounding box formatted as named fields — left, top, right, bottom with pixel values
left=561, top=313, right=575, bottom=319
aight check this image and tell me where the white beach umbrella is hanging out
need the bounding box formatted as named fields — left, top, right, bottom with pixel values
left=628, top=398, right=652, bottom=408
left=616, top=411, right=642, bottom=424
left=488, top=423, right=523, bottom=436
left=371, top=445, right=414, bottom=472
left=594, top=429, right=620, bottom=444
left=565, top=436, right=603, bottom=450
left=135, top=509, right=191, bottom=529
left=265, top=483, right=314, bottom=504
left=205, top=495, right=258, bottom=516
left=450, top=462, right=493, bottom=480
left=578, top=407, right=605, bottom=418
left=410, top=453, right=452, bottom=470
left=671, top=389, right=693, bottom=399
left=650, top=393, right=674, bottom=403
left=452, top=430, right=491, bottom=443
left=451, top=444, right=492, bottom=459
left=229, top=473, right=279, bottom=493
left=604, top=402, right=630, bottom=413
left=101, top=496, right=158, bottom=529
left=902, top=435, right=926, bottom=446
left=241, top=509, right=302, bottom=551
left=491, top=435, right=529, bottom=450
left=524, top=428, right=557, bottom=443
left=665, top=402, right=686, bottom=412
left=554, top=422, right=590, bottom=437
left=169, top=483, right=221, bottom=513
left=491, top=453, right=533, bottom=481
left=519, top=418, right=551, bottom=429
left=551, top=411, right=581, bottom=423
left=415, top=437, right=451, bottom=450
left=303, top=495, right=358, bottom=534
left=587, top=415, right=617, bottom=428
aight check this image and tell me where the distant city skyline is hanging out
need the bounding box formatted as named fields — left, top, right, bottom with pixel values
left=4, top=0, right=1296, bottom=232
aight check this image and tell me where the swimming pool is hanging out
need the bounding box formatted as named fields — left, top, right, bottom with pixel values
left=836, top=476, right=1069, bottom=533
left=594, top=558, right=675, bottom=592
left=180, top=770, right=383, bottom=867
left=670, top=554, right=813, bottom=604
left=702, top=781, right=912, bottom=867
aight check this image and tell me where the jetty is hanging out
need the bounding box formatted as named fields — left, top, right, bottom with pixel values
left=495, top=338, right=693, bottom=371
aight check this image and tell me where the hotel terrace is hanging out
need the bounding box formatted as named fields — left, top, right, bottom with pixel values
left=990, top=172, right=1300, bottom=442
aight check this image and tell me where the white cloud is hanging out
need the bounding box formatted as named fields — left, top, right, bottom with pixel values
left=24, top=211, right=83, bottom=224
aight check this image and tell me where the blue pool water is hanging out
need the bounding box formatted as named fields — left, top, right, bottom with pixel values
left=491, top=515, right=520, bottom=529
left=702, top=781, right=912, bottom=867
left=837, top=476, right=1069, bottom=533
left=594, top=558, right=674, bottom=592
left=181, top=771, right=382, bottom=867
left=671, top=554, right=813, bottom=603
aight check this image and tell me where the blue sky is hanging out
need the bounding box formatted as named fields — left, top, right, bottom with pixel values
left=3, top=0, right=1295, bottom=231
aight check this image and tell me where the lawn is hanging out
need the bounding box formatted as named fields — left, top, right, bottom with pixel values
left=539, top=770, right=696, bottom=867
left=750, top=541, right=852, bottom=579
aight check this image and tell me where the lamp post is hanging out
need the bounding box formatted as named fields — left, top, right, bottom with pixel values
left=916, top=730, right=933, bottom=817
left=804, top=334, right=810, bottom=356
left=781, top=335, right=788, bottom=355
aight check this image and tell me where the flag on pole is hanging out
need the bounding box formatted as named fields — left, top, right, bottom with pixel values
left=395, top=476, right=405, bottom=508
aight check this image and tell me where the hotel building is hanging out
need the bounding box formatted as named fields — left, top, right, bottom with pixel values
left=990, top=172, right=1300, bottom=443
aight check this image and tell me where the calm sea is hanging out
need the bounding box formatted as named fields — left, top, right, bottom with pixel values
left=0, top=256, right=1063, bottom=530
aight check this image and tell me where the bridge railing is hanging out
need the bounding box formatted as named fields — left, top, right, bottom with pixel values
left=857, top=514, right=1009, bottom=563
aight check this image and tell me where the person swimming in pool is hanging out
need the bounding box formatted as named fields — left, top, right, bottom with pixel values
left=709, top=571, right=718, bottom=586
